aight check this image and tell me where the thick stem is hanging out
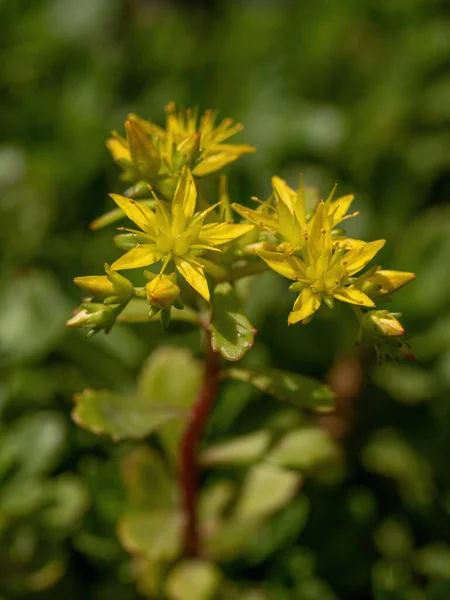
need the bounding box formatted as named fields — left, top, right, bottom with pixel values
left=179, top=330, right=221, bottom=556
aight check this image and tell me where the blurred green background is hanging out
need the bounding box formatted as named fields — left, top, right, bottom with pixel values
left=1, top=0, right=450, bottom=598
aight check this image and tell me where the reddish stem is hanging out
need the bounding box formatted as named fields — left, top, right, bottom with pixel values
left=180, top=331, right=221, bottom=556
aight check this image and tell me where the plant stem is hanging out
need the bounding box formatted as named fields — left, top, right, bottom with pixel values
left=179, top=330, right=221, bottom=556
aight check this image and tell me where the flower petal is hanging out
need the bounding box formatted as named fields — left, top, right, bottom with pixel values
left=343, top=239, right=385, bottom=276
left=106, top=135, right=131, bottom=163
left=112, top=245, right=162, bottom=271
left=288, top=288, right=321, bottom=324
left=198, top=222, right=254, bottom=246
left=272, top=176, right=296, bottom=213
left=175, top=255, right=210, bottom=301
left=307, top=201, right=332, bottom=260
left=231, top=203, right=278, bottom=231
left=171, top=165, right=197, bottom=235
left=192, top=152, right=244, bottom=177
left=258, top=250, right=305, bottom=281
left=109, top=194, right=156, bottom=235
left=328, top=194, right=355, bottom=227
left=333, top=286, right=375, bottom=307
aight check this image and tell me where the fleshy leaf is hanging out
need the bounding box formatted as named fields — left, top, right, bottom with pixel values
left=209, top=282, right=256, bottom=361
left=121, top=446, right=175, bottom=510
left=267, top=427, right=341, bottom=471
left=72, top=389, right=185, bottom=441
left=223, top=367, right=335, bottom=411
left=233, top=464, right=301, bottom=521
left=165, top=560, right=222, bottom=600
left=199, top=431, right=271, bottom=467
left=118, top=509, right=182, bottom=561
left=137, top=347, right=202, bottom=463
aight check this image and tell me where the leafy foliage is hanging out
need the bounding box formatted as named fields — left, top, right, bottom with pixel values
left=1, top=0, right=450, bottom=599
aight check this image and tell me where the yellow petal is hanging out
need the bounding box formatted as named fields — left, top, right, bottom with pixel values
left=307, top=201, right=332, bottom=260
left=175, top=255, right=210, bottom=301
left=192, top=152, right=246, bottom=177
left=276, top=197, right=304, bottom=246
left=154, top=198, right=171, bottom=236
left=333, top=286, right=375, bottom=307
left=127, top=113, right=166, bottom=138
left=231, top=203, right=278, bottom=231
left=333, top=237, right=366, bottom=250
left=258, top=250, right=305, bottom=281
left=112, top=245, right=162, bottom=271
left=272, top=176, right=296, bottom=213
left=343, top=239, right=385, bottom=276
left=171, top=165, right=197, bottom=235
left=74, top=276, right=115, bottom=299
left=106, top=136, right=131, bottom=163
left=198, top=222, right=254, bottom=246
left=328, top=194, right=355, bottom=227
left=109, top=194, right=156, bottom=235
left=288, top=288, right=322, bottom=324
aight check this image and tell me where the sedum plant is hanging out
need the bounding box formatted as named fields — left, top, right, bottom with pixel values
left=67, top=104, right=416, bottom=599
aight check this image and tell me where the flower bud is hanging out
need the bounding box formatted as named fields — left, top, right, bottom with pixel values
left=360, top=268, right=415, bottom=299
left=363, top=310, right=405, bottom=337
left=73, top=265, right=134, bottom=304
left=66, top=301, right=121, bottom=336
left=176, top=132, right=201, bottom=166
left=125, top=120, right=160, bottom=178
left=145, top=274, right=181, bottom=311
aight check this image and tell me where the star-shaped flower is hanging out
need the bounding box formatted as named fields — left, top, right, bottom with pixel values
left=232, top=175, right=358, bottom=253
left=110, top=166, right=253, bottom=301
left=258, top=201, right=385, bottom=324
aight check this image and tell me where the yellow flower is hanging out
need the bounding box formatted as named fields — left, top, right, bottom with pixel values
left=232, top=175, right=358, bottom=252
left=110, top=166, right=253, bottom=301
left=106, top=103, right=255, bottom=197
left=257, top=202, right=385, bottom=325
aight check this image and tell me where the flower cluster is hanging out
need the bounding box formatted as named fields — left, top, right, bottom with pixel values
left=68, top=104, right=415, bottom=362
left=106, top=102, right=255, bottom=201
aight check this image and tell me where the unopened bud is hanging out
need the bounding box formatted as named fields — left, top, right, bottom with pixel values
left=361, top=269, right=415, bottom=299
left=364, top=310, right=405, bottom=337
left=66, top=301, right=121, bottom=336
left=125, top=120, right=160, bottom=178
left=145, top=273, right=181, bottom=311
left=176, top=132, right=201, bottom=166
left=73, top=266, right=134, bottom=304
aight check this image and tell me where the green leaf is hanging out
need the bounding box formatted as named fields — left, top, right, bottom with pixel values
left=165, top=560, right=222, bottom=600
left=199, top=431, right=271, bottom=467
left=205, top=517, right=261, bottom=562
left=118, top=509, right=182, bottom=561
left=362, top=429, right=435, bottom=506
left=223, top=367, right=335, bottom=411
left=121, top=446, right=175, bottom=510
left=414, top=543, right=450, bottom=579
left=72, top=389, right=185, bottom=441
left=0, top=271, right=68, bottom=366
left=38, top=474, right=90, bottom=529
left=138, top=347, right=202, bottom=462
left=209, top=282, right=256, bottom=361
left=267, top=427, right=341, bottom=471
left=0, top=411, right=66, bottom=479
left=233, top=464, right=301, bottom=521
left=199, top=481, right=236, bottom=526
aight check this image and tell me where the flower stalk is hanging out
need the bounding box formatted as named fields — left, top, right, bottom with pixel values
left=179, top=329, right=221, bottom=556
